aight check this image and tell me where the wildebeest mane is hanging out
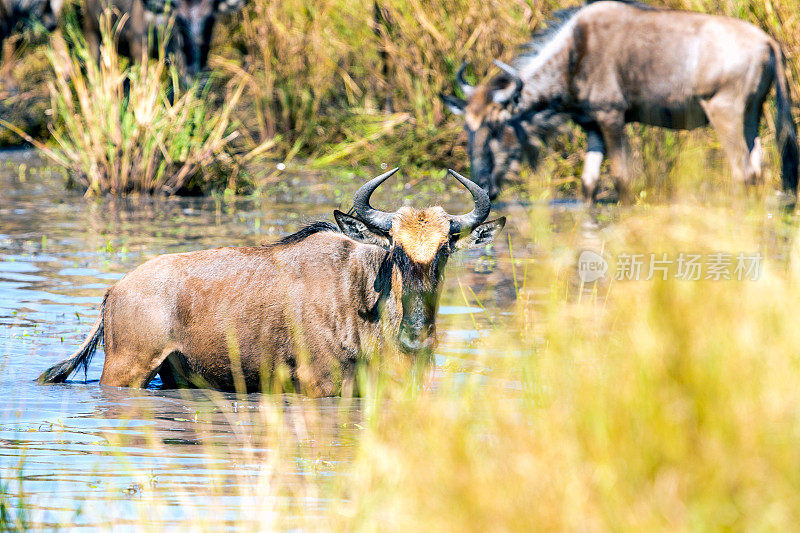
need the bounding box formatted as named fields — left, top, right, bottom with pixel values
left=515, top=7, right=581, bottom=63
left=591, top=0, right=656, bottom=9
left=514, top=1, right=654, bottom=66
left=270, top=221, right=341, bottom=246
left=390, top=243, right=447, bottom=291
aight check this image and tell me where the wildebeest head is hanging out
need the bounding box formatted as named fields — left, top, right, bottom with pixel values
left=145, top=0, right=247, bottom=77
left=334, top=167, right=505, bottom=353
left=441, top=62, right=560, bottom=200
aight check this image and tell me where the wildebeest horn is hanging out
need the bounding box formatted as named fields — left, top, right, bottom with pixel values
left=446, top=169, right=491, bottom=235
left=456, top=62, right=476, bottom=98
left=352, top=167, right=400, bottom=232
left=491, top=59, right=523, bottom=104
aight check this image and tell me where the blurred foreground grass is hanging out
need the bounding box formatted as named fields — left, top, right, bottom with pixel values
left=337, top=204, right=800, bottom=530
left=5, top=202, right=800, bottom=529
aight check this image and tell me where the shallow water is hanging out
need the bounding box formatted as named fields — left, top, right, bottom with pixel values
left=0, top=151, right=584, bottom=528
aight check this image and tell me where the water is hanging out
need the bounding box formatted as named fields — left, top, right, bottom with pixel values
left=0, top=150, right=564, bottom=528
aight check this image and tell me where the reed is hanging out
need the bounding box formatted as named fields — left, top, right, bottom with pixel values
left=3, top=14, right=252, bottom=196
left=2, top=0, right=798, bottom=191
left=332, top=204, right=800, bottom=530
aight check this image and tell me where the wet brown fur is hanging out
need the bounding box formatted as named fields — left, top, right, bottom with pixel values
left=95, top=232, right=394, bottom=396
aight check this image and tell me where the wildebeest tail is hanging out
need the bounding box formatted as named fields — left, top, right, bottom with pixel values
left=771, top=41, right=799, bottom=195
left=37, top=293, right=107, bottom=384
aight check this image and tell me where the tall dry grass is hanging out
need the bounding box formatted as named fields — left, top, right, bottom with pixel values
left=213, top=0, right=538, bottom=170
left=331, top=204, right=800, bottom=530
left=3, top=14, right=257, bottom=196
left=208, top=0, right=800, bottom=188
left=1, top=0, right=796, bottom=193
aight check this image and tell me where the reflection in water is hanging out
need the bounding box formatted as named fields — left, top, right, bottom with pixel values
left=2, top=150, right=579, bottom=527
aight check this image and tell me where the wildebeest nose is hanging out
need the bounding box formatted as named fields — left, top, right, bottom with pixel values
left=399, top=327, right=434, bottom=353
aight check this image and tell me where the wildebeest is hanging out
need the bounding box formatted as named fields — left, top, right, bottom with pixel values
left=442, top=0, right=799, bottom=203
left=83, top=0, right=247, bottom=78
left=38, top=169, right=505, bottom=396
left=0, top=0, right=62, bottom=51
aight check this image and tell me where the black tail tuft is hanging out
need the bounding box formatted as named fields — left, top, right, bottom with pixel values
left=37, top=296, right=106, bottom=384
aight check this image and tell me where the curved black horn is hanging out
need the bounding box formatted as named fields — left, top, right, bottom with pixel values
left=456, top=62, right=476, bottom=98
left=352, top=167, right=400, bottom=232
left=447, top=169, right=491, bottom=235
left=491, top=59, right=523, bottom=104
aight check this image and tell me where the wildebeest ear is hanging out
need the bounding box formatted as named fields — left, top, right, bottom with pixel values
left=216, top=0, right=248, bottom=13
left=334, top=210, right=391, bottom=248
left=455, top=217, right=506, bottom=250
left=440, top=94, right=466, bottom=116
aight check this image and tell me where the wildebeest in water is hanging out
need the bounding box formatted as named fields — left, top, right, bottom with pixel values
left=442, top=0, right=799, bottom=203
left=82, top=0, right=247, bottom=78
left=38, top=169, right=505, bottom=396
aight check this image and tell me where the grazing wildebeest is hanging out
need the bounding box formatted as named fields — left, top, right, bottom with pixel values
left=38, top=169, right=505, bottom=396
left=83, top=0, right=246, bottom=78
left=442, top=0, right=799, bottom=203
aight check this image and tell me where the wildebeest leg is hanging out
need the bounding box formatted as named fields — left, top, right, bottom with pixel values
left=745, top=99, right=767, bottom=186
left=157, top=352, right=193, bottom=388
left=581, top=127, right=605, bottom=202
left=128, top=35, right=146, bottom=64
left=701, top=97, right=755, bottom=187
left=747, top=130, right=763, bottom=186
left=100, top=347, right=174, bottom=388
left=373, top=1, right=394, bottom=113
left=598, top=116, right=630, bottom=203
